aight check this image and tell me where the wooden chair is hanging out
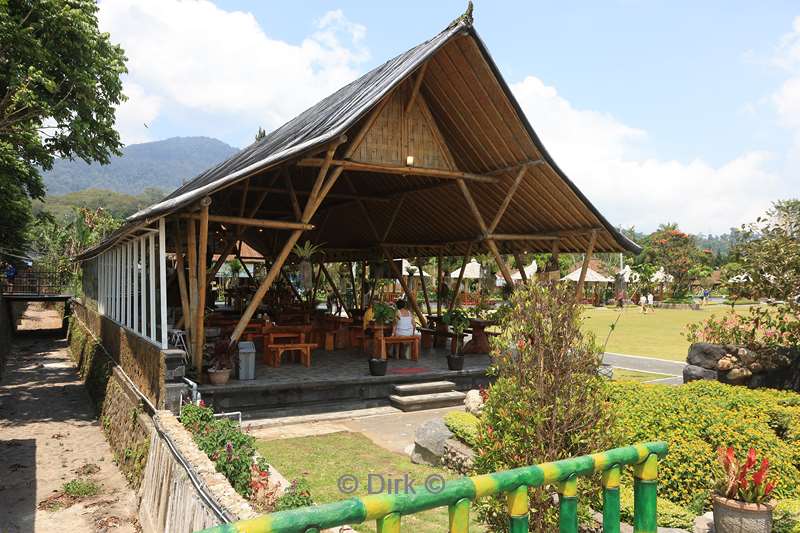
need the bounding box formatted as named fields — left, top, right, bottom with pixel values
left=266, top=343, right=317, bottom=368
left=380, top=335, right=420, bottom=361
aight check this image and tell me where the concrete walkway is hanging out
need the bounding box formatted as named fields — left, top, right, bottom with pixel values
left=0, top=307, right=138, bottom=533
left=603, top=352, right=685, bottom=385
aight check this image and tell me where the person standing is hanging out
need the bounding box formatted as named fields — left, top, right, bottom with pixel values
left=639, top=293, right=648, bottom=314
left=647, top=292, right=655, bottom=312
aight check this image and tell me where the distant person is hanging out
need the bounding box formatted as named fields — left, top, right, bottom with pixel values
left=616, top=290, right=625, bottom=309
left=703, top=288, right=710, bottom=304
left=647, top=292, right=655, bottom=312
left=392, top=300, right=416, bottom=359
left=4, top=262, right=16, bottom=292
left=639, top=293, right=648, bottom=314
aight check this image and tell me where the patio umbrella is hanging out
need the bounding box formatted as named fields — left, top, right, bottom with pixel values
left=450, top=258, right=482, bottom=279
left=561, top=267, right=613, bottom=283
left=401, top=259, right=430, bottom=277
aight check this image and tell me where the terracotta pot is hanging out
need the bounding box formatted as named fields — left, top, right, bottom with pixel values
left=207, top=368, right=231, bottom=385
left=712, top=495, right=775, bottom=533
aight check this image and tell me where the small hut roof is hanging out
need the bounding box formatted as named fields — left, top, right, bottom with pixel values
left=77, top=10, right=640, bottom=262
left=450, top=259, right=482, bottom=279
left=561, top=267, right=613, bottom=283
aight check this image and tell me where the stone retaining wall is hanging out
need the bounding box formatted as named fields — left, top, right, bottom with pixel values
left=68, top=314, right=153, bottom=487
left=72, top=299, right=166, bottom=407
left=138, top=411, right=259, bottom=533
left=0, top=295, right=10, bottom=380
left=684, top=342, right=800, bottom=390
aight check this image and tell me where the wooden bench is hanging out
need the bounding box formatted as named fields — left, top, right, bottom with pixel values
left=266, top=343, right=317, bottom=368
left=380, top=335, right=420, bottom=361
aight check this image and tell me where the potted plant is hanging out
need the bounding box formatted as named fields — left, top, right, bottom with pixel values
left=208, top=338, right=234, bottom=385
left=713, top=446, right=777, bottom=533
left=368, top=302, right=396, bottom=374
left=443, top=307, right=470, bottom=370
left=292, top=240, right=324, bottom=292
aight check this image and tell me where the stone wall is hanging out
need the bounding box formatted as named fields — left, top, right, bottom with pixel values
left=684, top=342, right=800, bottom=390
left=0, top=294, right=10, bottom=380
left=68, top=315, right=153, bottom=488
left=138, top=411, right=259, bottom=533
left=72, top=299, right=166, bottom=407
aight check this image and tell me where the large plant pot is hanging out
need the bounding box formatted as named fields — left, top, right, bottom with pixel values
left=369, top=358, right=387, bottom=376
left=447, top=354, right=464, bottom=371
left=712, top=495, right=775, bottom=533
left=207, top=368, right=231, bottom=385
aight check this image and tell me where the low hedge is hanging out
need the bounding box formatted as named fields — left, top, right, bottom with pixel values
left=619, top=487, right=695, bottom=529
left=608, top=380, right=800, bottom=510
left=443, top=411, right=480, bottom=448
left=776, top=498, right=800, bottom=533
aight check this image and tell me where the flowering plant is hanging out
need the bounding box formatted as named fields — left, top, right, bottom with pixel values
left=716, top=447, right=776, bottom=504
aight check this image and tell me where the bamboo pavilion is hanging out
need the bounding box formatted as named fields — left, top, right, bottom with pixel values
left=75, top=7, right=640, bottom=385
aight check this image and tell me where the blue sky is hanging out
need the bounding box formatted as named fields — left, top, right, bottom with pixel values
left=97, top=1, right=800, bottom=234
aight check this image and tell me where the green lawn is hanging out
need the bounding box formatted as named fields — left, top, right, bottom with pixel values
left=257, top=432, right=487, bottom=533
left=611, top=368, right=671, bottom=382
left=581, top=304, right=751, bottom=361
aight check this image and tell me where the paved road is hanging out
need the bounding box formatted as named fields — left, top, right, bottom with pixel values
left=603, top=352, right=685, bottom=384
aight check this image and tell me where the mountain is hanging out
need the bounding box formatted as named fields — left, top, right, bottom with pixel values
left=43, top=136, right=239, bottom=195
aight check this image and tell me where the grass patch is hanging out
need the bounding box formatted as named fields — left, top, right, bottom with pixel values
left=580, top=305, right=753, bottom=360
left=611, top=368, right=671, bottom=382
left=256, top=432, right=487, bottom=533
left=63, top=478, right=100, bottom=498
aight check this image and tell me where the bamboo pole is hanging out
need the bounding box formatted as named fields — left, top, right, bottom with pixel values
left=457, top=179, right=488, bottom=234
left=383, top=248, right=426, bottom=327
left=195, top=198, right=211, bottom=374
left=319, top=262, right=351, bottom=318
left=178, top=213, right=313, bottom=231
left=513, top=253, right=528, bottom=283
left=487, top=239, right=514, bottom=287
left=359, top=260, right=367, bottom=310
left=174, top=221, right=191, bottom=342
left=449, top=243, right=473, bottom=314
left=347, top=261, right=357, bottom=310
left=416, top=259, right=432, bottom=317
left=186, top=219, right=199, bottom=375
left=436, top=255, right=443, bottom=315
left=284, top=170, right=302, bottom=220
left=405, top=61, right=428, bottom=113
left=575, top=229, right=598, bottom=301
left=488, top=165, right=528, bottom=234
left=235, top=243, right=253, bottom=280
left=298, top=158, right=500, bottom=184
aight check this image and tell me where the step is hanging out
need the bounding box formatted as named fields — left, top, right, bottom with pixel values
left=392, top=381, right=456, bottom=396
left=389, top=391, right=466, bottom=412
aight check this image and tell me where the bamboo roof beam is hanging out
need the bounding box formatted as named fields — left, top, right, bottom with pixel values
left=487, top=159, right=545, bottom=176
left=179, top=213, right=314, bottom=231
left=246, top=186, right=390, bottom=202
left=381, top=194, right=406, bottom=242
left=405, top=61, right=429, bottom=113
left=297, top=158, right=501, bottom=184
left=488, top=165, right=527, bottom=234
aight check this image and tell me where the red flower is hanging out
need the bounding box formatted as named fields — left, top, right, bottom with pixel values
left=752, top=459, right=769, bottom=487
left=764, top=481, right=776, bottom=497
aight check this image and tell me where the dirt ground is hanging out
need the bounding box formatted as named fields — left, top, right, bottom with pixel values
left=0, top=303, right=139, bottom=532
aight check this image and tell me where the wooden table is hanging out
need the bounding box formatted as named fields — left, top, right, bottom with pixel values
left=462, top=318, right=496, bottom=354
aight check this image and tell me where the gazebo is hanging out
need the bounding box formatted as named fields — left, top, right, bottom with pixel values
left=74, top=9, right=639, bottom=385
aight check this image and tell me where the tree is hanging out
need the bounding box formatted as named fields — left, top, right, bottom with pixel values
left=642, top=224, right=700, bottom=298
left=734, top=199, right=800, bottom=307
left=0, top=0, right=127, bottom=248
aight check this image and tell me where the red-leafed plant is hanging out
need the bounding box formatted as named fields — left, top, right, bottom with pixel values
left=716, top=447, right=776, bottom=504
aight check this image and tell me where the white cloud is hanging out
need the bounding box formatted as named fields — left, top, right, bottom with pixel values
left=511, top=76, right=782, bottom=234
left=98, top=1, right=368, bottom=146
left=114, top=81, right=161, bottom=144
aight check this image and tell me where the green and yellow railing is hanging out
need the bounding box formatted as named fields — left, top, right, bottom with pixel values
left=199, top=441, right=667, bottom=533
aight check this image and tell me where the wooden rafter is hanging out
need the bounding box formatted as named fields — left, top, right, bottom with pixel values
left=488, top=165, right=527, bottom=234
left=449, top=243, right=473, bottom=314
left=344, top=174, right=380, bottom=241
left=487, top=159, right=544, bottom=176
left=284, top=169, right=302, bottom=220
left=405, top=61, right=429, bottom=113
left=297, top=158, right=500, bottom=184
left=179, top=213, right=314, bottom=231
left=381, top=194, right=406, bottom=242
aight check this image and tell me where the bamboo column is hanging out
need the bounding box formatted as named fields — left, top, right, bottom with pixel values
left=513, top=253, right=528, bottom=283
left=416, top=259, right=432, bottom=316
left=487, top=239, right=514, bottom=286
left=436, top=255, right=443, bottom=315
left=173, top=222, right=191, bottom=342
left=195, top=198, right=211, bottom=367
left=575, top=229, right=598, bottom=301
left=449, top=244, right=473, bottom=314
left=186, top=219, right=199, bottom=374
left=319, top=262, right=351, bottom=318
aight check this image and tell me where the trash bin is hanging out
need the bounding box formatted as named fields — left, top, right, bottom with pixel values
left=237, top=341, right=256, bottom=380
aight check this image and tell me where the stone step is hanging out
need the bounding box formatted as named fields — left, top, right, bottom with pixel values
left=392, top=381, right=456, bottom=396
left=389, top=391, right=466, bottom=412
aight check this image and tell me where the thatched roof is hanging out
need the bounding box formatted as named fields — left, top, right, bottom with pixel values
left=77, top=11, right=639, bottom=262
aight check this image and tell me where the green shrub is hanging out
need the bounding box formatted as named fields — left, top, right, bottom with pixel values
left=63, top=478, right=99, bottom=498
left=275, top=478, right=313, bottom=511
left=181, top=404, right=262, bottom=498
left=443, top=411, right=479, bottom=448
left=775, top=498, right=800, bottom=533
left=609, top=380, right=800, bottom=508
left=473, top=283, right=612, bottom=533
